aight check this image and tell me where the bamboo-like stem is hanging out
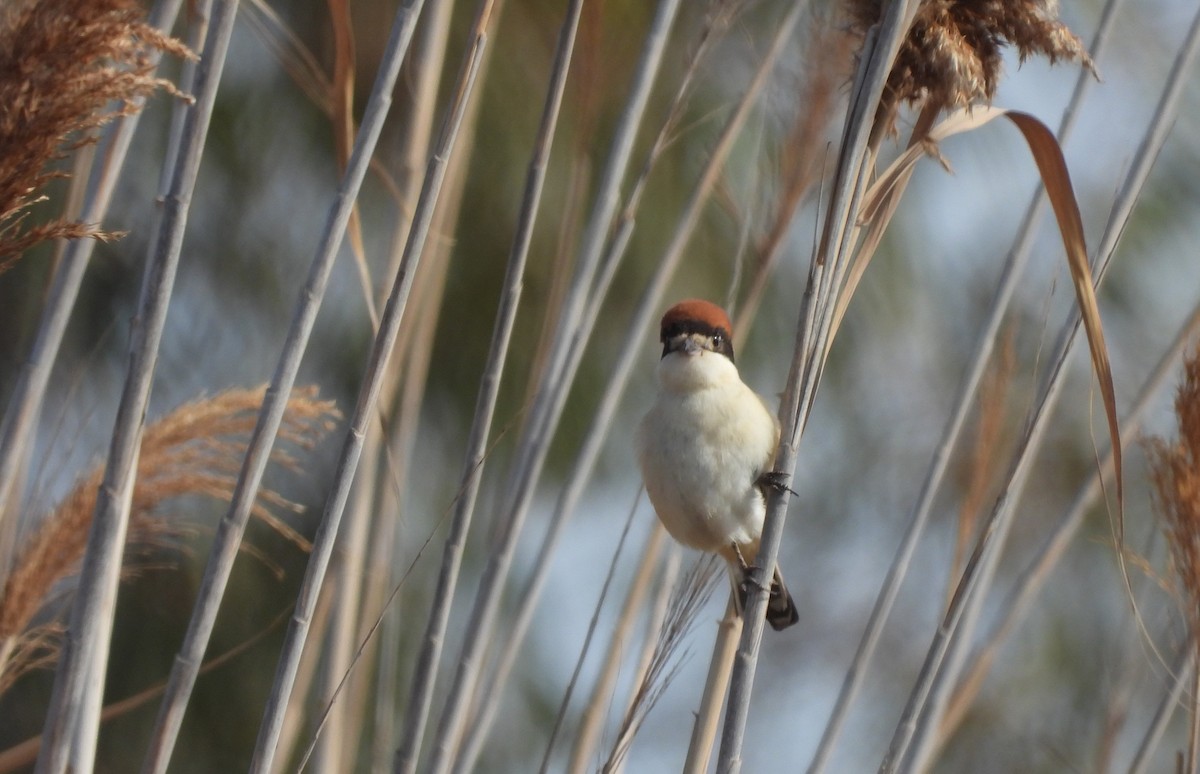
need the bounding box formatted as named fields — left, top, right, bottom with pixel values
left=563, top=525, right=666, bottom=774
left=420, top=3, right=683, bottom=770
left=939, top=299, right=1200, bottom=741
left=453, top=9, right=802, bottom=764
left=1097, top=8, right=1200, bottom=263
left=364, top=3, right=457, bottom=770
left=0, top=606, right=290, bottom=774
left=270, top=577, right=334, bottom=774
left=1191, top=661, right=1200, bottom=774
left=891, top=10, right=1200, bottom=770
left=323, top=138, right=459, bottom=772
left=715, top=4, right=918, bottom=773
left=247, top=16, right=488, bottom=773
left=611, top=543, right=681, bottom=774
left=313, top=494, right=369, bottom=771
left=139, top=4, right=429, bottom=771
left=32, top=0, right=232, bottom=770
left=684, top=599, right=741, bottom=774
left=0, top=0, right=186, bottom=590
left=887, top=245, right=1104, bottom=771
left=376, top=0, right=454, bottom=310
left=387, top=2, right=577, bottom=772
left=804, top=3, right=1122, bottom=769
left=1128, top=641, right=1195, bottom=774
left=714, top=279, right=813, bottom=774
left=339, top=255, right=449, bottom=771
left=538, top=495, right=645, bottom=773
left=887, top=313, right=1090, bottom=772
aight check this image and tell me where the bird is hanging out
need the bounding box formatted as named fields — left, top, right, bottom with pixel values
left=636, top=298, right=799, bottom=631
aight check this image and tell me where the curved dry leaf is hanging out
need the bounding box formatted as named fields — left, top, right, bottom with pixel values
left=848, top=106, right=1122, bottom=521
left=1003, top=110, right=1122, bottom=523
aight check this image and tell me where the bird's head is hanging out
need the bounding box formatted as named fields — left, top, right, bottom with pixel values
left=656, top=299, right=738, bottom=392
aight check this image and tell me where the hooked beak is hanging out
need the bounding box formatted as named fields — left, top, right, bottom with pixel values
left=680, top=336, right=702, bottom=355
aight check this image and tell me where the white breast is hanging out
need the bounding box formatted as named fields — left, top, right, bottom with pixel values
left=636, top=354, right=778, bottom=554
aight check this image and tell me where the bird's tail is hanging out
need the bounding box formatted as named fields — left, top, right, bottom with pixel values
left=728, top=562, right=799, bottom=631
left=766, top=566, right=799, bottom=631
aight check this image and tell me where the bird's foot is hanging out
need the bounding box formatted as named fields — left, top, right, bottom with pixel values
left=730, top=542, right=750, bottom=572
left=739, top=571, right=769, bottom=594
left=757, top=470, right=798, bottom=497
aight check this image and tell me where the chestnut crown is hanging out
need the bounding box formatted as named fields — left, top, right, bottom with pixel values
left=659, top=299, right=735, bottom=363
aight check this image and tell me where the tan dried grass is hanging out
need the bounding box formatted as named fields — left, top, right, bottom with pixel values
left=1148, top=344, right=1200, bottom=770
left=1150, top=346, right=1200, bottom=636
left=0, top=0, right=192, bottom=268
left=845, top=0, right=1093, bottom=133
left=0, top=385, right=339, bottom=695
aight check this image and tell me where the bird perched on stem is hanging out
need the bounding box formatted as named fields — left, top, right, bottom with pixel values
left=637, top=299, right=798, bottom=631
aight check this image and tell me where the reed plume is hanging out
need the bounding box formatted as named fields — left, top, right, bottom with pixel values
left=0, top=385, right=339, bottom=696
left=1151, top=353, right=1200, bottom=619
left=0, top=0, right=192, bottom=268
left=602, top=556, right=722, bottom=772
left=845, top=0, right=1093, bottom=134
left=1150, top=346, right=1200, bottom=638
left=1147, top=345, right=1200, bottom=770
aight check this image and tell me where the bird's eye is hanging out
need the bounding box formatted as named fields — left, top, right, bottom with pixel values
left=712, top=333, right=723, bottom=347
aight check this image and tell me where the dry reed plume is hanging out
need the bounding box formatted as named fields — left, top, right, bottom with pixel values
left=0, top=0, right=192, bottom=268
left=1148, top=345, right=1200, bottom=769
left=1150, top=346, right=1200, bottom=644
left=1150, top=347, right=1200, bottom=631
left=603, top=556, right=722, bottom=772
left=0, top=386, right=339, bottom=696
left=846, top=0, right=1093, bottom=133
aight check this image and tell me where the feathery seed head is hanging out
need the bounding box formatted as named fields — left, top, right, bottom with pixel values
left=845, top=0, right=1094, bottom=134
left=1149, top=346, right=1200, bottom=646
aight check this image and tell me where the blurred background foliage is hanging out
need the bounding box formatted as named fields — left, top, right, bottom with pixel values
left=3, top=0, right=1200, bottom=771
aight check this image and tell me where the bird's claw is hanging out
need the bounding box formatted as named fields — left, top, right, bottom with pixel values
left=731, top=543, right=750, bottom=572
left=739, top=568, right=769, bottom=595
left=757, top=470, right=798, bottom=497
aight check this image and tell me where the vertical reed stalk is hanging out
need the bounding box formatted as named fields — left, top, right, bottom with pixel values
left=939, top=300, right=1200, bottom=742
left=807, top=3, right=1122, bottom=768
left=0, top=0, right=186, bottom=591
left=388, top=2, right=580, bottom=771
left=684, top=600, right=741, bottom=774
left=34, top=0, right=232, bottom=768
left=564, top=525, right=666, bottom=774
left=454, top=8, right=803, bottom=763
left=892, top=9, right=1200, bottom=769
left=538, top=494, right=643, bottom=773
left=363, top=2, right=457, bottom=769
left=420, top=2, right=683, bottom=770
left=247, top=12, right=489, bottom=772
left=716, top=3, right=919, bottom=771
left=1128, top=643, right=1196, bottom=774
left=140, top=3, right=429, bottom=770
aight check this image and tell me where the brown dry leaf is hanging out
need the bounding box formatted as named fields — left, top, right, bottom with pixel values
left=1005, top=110, right=1122, bottom=519
left=325, top=0, right=378, bottom=327
left=243, top=0, right=334, bottom=115
left=852, top=106, right=1122, bottom=518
